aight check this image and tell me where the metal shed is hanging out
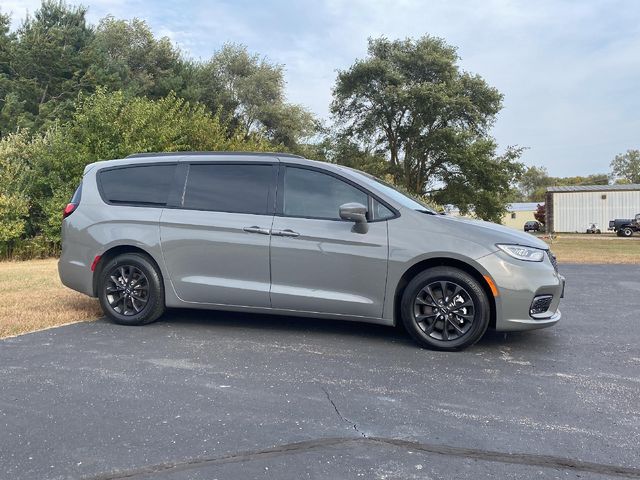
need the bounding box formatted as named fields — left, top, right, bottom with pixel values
left=545, top=184, right=640, bottom=233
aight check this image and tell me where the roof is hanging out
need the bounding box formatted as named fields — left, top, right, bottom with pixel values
left=547, top=184, right=640, bottom=193
left=88, top=151, right=313, bottom=171
left=126, top=151, right=304, bottom=159
left=506, top=202, right=543, bottom=211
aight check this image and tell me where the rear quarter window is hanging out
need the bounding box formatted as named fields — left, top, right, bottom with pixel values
left=98, top=164, right=176, bottom=206
left=70, top=182, right=82, bottom=203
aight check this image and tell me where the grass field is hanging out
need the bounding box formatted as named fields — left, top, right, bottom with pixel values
left=1, top=237, right=638, bottom=338
left=542, top=234, right=640, bottom=264
left=0, top=259, right=102, bottom=339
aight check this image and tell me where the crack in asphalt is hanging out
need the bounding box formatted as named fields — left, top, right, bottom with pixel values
left=82, top=436, right=640, bottom=480
left=321, top=386, right=366, bottom=437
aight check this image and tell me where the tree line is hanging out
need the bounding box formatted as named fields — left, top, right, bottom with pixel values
left=1, top=1, right=637, bottom=258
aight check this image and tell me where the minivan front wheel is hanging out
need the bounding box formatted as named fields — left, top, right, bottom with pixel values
left=400, top=267, right=490, bottom=351
left=98, top=253, right=165, bottom=326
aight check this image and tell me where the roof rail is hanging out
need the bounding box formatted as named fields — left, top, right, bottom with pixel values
left=125, top=151, right=304, bottom=159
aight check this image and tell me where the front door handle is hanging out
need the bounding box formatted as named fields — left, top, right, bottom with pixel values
left=272, top=229, right=300, bottom=238
left=243, top=226, right=271, bottom=235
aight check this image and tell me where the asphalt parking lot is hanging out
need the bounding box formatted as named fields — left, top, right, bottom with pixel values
left=1, top=264, right=639, bottom=479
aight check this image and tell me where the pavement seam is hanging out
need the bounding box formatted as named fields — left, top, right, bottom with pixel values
left=80, top=436, right=640, bottom=480
left=367, top=437, right=640, bottom=478
left=81, top=437, right=359, bottom=480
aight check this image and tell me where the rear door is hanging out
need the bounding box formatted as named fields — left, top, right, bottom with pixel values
left=269, top=165, right=391, bottom=318
left=160, top=161, right=277, bottom=307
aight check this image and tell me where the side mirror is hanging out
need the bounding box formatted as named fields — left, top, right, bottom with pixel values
left=339, top=202, right=369, bottom=234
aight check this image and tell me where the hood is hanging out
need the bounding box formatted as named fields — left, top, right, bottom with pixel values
left=428, top=214, right=549, bottom=250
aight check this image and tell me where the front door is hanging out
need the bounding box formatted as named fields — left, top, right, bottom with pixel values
left=160, top=162, right=277, bottom=307
left=269, top=166, right=389, bottom=318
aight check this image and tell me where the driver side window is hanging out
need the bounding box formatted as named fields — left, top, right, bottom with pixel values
left=283, top=167, right=368, bottom=220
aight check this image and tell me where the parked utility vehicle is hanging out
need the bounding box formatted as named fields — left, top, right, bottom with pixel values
left=609, top=214, right=640, bottom=237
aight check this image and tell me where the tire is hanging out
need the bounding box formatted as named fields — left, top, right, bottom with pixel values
left=622, top=227, right=634, bottom=237
left=97, top=253, right=165, bottom=326
left=400, top=267, right=490, bottom=351
left=617, top=230, right=624, bottom=237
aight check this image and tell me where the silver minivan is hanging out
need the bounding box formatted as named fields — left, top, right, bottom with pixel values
left=59, top=152, right=564, bottom=350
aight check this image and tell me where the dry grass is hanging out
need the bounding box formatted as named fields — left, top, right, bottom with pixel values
left=0, top=259, right=102, bottom=338
left=542, top=234, right=640, bottom=264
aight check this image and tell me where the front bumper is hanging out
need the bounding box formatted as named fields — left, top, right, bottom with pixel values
left=478, top=251, right=565, bottom=332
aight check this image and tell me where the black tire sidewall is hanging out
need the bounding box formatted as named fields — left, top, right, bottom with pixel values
left=623, top=228, right=633, bottom=237
left=400, top=267, right=490, bottom=351
left=98, top=253, right=165, bottom=325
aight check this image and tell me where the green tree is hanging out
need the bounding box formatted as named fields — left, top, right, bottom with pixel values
left=194, top=44, right=318, bottom=151
left=518, top=166, right=550, bottom=201
left=0, top=11, right=24, bottom=136
left=0, top=12, right=11, bottom=78
left=331, top=36, right=523, bottom=222
left=86, top=17, right=187, bottom=99
left=610, top=149, right=640, bottom=184
left=9, top=1, right=94, bottom=130
left=323, top=135, right=389, bottom=177
left=517, top=166, right=609, bottom=202
left=0, top=131, right=32, bottom=255
left=68, top=88, right=271, bottom=161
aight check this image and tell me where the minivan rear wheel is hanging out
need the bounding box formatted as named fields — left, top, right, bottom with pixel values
left=98, top=253, right=165, bottom=326
left=400, top=267, right=490, bottom=351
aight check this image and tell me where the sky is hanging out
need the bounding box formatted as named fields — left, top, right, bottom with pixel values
left=4, top=0, right=640, bottom=177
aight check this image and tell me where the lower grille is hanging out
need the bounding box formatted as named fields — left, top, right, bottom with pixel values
left=530, top=295, right=553, bottom=318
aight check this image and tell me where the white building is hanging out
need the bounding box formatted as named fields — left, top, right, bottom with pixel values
left=545, top=184, right=640, bottom=233
left=502, top=202, right=541, bottom=230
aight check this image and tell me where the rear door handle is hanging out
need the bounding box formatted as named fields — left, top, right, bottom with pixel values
left=243, top=226, right=271, bottom=235
left=272, top=229, right=300, bottom=238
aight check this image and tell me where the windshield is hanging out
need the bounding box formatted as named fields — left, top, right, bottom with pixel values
left=343, top=168, right=438, bottom=214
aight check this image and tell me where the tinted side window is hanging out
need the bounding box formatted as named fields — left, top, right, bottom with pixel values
left=283, top=167, right=368, bottom=220
left=69, top=182, right=82, bottom=204
left=184, top=164, right=272, bottom=215
left=99, top=164, right=176, bottom=206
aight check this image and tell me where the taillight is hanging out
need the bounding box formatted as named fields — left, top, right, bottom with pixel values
left=63, top=203, right=78, bottom=218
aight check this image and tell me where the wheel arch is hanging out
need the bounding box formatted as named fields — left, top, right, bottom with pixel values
left=393, top=256, right=497, bottom=329
left=92, top=245, right=164, bottom=297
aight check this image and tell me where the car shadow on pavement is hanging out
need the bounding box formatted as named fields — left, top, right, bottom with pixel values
left=111, top=308, right=555, bottom=351
left=154, top=308, right=416, bottom=347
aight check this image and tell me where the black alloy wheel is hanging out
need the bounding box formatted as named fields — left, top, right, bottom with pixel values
left=104, top=265, right=149, bottom=316
left=97, top=253, right=165, bottom=325
left=413, top=280, right=475, bottom=341
left=400, top=266, right=490, bottom=350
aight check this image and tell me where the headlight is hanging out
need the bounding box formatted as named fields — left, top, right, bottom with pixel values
left=496, top=244, right=545, bottom=262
